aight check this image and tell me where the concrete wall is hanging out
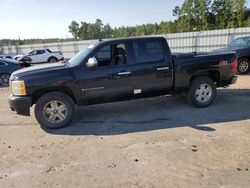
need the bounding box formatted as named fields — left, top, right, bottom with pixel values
left=2, top=27, right=250, bottom=59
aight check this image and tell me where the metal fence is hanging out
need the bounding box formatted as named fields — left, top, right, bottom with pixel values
left=2, top=27, right=250, bottom=59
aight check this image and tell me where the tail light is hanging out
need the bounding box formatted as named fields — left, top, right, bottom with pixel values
left=231, top=59, right=238, bottom=74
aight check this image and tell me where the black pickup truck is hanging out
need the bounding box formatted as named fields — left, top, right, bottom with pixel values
left=9, top=37, right=237, bottom=129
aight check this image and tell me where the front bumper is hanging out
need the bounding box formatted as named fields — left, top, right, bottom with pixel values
left=8, top=95, right=32, bottom=116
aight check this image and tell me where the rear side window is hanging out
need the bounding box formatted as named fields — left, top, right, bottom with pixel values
left=132, top=40, right=165, bottom=64
left=37, top=50, right=45, bottom=55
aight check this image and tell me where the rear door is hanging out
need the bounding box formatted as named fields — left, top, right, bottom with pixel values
left=127, top=38, right=173, bottom=96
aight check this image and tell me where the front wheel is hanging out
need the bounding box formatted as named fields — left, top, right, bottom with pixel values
left=237, top=58, right=249, bottom=75
left=187, top=77, right=217, bottom=107
left=35, top=92, right=75, bottom=129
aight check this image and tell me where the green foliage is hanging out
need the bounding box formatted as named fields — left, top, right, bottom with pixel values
left=68, top=21, right=80, bottom=39
left=69, top=0, right=250, bottom=40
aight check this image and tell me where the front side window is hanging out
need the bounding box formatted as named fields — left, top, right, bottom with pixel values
left=28, top=51, right=37, bottom=56
left=132, top=40, right=164, bottom=64
left=94, top=43, right=128, bottom=67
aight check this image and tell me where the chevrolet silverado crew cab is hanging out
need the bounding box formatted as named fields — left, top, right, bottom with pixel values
left=9, top=37, right=237, bottom=129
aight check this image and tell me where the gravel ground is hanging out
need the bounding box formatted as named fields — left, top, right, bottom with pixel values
left=0, top=75, right=250, bottom=188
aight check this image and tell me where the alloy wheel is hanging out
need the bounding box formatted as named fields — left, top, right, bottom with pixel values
left=43, top=101, right=68, bottom=124
left=195, top=84, right=212, bottom=103
left=238, top=61, right=249, bottom=73
left=0, top=74, right=10, bottom=86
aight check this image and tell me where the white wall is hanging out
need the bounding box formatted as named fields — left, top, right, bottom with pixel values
left=2, top=27, right=250, bottom=58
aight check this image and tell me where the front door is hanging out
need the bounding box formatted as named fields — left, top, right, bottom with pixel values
left=79, top=42, right=133, bottom=105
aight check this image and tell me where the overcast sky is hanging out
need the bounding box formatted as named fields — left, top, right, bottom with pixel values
left=0, top=0, right=249, bottom=39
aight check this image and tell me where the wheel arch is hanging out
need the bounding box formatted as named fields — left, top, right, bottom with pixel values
left=238, top=56, right=250, bottom=61
left=47, top=56, right=58, bottom=62
left=190, top=70, right=220, bottom=86
left=32, top=86, right=77, bottom=105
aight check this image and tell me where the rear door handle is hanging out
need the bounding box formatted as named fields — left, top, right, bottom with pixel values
left=156, top=67, right=169, bottom=71
left=118, top=71, right=131, bottom=75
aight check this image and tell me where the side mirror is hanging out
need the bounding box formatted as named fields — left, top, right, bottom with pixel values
left=86, top=57, right=98, bottom=68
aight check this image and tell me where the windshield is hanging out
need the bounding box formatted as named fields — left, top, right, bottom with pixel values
left=229, top=38, right=250, bottom=47
left=67, top=44, right=96, bottom=67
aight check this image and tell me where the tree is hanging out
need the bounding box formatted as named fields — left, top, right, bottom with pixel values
left=103, top=24, right=113, bottom=38
left=94, top=19, right=104, bottom=39
left=68, top=21, right=80, bottom=39
left=173, top=0, right=212, bottom=32
left=78, top=22, right=89, bottom=40
left=233, top=0, right=246, bottom=27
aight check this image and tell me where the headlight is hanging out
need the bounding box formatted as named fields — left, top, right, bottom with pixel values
left=11, top=80, right=26, bottom=96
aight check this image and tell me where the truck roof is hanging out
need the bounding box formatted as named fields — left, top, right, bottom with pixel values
left=97, top=36, right=166, bottom=44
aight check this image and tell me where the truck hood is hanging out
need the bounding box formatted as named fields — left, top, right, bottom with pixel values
left=12, top=62, right=66, bottom=78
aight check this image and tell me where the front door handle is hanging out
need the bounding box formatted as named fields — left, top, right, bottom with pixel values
left=118, top=71, right=131, bottom=75
left=156, top=67, right=169, bottom=71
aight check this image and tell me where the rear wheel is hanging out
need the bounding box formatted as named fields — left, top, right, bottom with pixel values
left=237, top=58, right=249, bottom=75
left=187, top=77, right=217, bottom=107
left=48, top=57, right=58, bottom=63
left=0, top=74, right=10, bottom=86
left=35, top=92, right=75, bottom=129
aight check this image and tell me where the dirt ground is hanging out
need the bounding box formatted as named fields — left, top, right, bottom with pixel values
left=0, top=75, right=250, bottom=188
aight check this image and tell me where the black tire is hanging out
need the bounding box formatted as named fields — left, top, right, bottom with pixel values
left=35, top=92, right=75, bottom=129
left=187, top=77, right=217, bottom=107
left=48, top=57, right=58, bottom=63
left=237, top=58, right=250, bottom=75
left=0, top=73, right=11, bottom=86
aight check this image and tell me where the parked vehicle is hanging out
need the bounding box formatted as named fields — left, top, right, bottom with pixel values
left=14, top=49, right=64, bottom=64
left=9, top=37, right=237, bottom=129
left=214, top=36, right=250, bottom=74
left=0, top=58, right=21, bottom=86
left=18, top=56, right=32, bottom=68
left=0, top=53, right=17, bottom=59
